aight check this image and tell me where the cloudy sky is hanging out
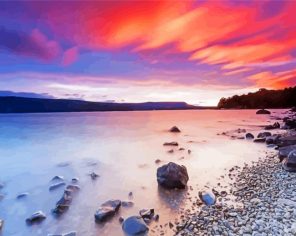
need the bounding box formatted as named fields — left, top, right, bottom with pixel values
left=0, top=0, right=295, bottom=105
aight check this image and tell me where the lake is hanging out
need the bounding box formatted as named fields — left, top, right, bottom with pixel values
left=0, top=110, right=284, bottom=236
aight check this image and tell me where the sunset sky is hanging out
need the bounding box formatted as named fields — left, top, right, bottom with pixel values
left=0, top=1, right=296, bottom=106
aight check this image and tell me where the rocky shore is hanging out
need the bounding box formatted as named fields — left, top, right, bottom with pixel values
left=175, top=109, right=296, bottom=236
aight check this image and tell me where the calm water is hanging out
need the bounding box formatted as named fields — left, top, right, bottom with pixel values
left=0, top=110, right=285, bottom=236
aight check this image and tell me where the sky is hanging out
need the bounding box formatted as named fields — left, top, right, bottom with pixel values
left=0, top=0, right=296, bottom=106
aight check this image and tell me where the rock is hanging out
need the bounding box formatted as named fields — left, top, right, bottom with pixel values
left=256, top=109, right=271, bottom=115
left=49, top=182, right=66, bottom=191
left=157, top=162, right=189, bottom=189
left=89, top=172, right=100, bottom=180
left=285, top=119, right=296, bottom=129
left=26, top=211, right=46, bottom=224
left=122, top=216, right=149, bottom=235
left=257, top=132, right=272, bottom=139
left=71, top=178, right=79, bottom=183
left=119, top=216, right=124, bottom=223
left=169, top=126, right=181, bottom=133
left=155, top=159, right=161, bottom=164
left=163, top=142, right=179, bottom=146
left=51, top=176, right=64, bottom=181
left=52, top=191, right=73, bottom=214
left=290, top=223, right=296, bottom=234
left=128, top=192, right=133, bottom=199
left=17, top=192, right=29, bottom=199
left=253, top=138, right=266, bottom=143
left=265, top=135, right=280, bottom=145
left=265, top=122, right=280, bottom=130
left=0, top=219, right=3, bottom=230
left=167, top=149, right=174, bottom=153
left=122, top=201, right=134, bottom=207
left=65, top=184, right=80, bottom=191
left=245, top=133, right=254, bottom=139
left=278, top=145, right=296, bottom=161
left=198, top=191, right=216, bottom=206
left=282, top=150, right=296, bottom=172
left=48, top=232, right=76, bottom=236
left=94, top=199, right=121, bottom=222
left=139, top=209, right=154, bottom=220
left=277, top=135, right=296, bottom=147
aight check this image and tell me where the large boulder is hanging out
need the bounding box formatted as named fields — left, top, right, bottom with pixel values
left=282, top=150, right=296, bottom=172
left=122, top=216, right=149, bottom=235
left=94, top=200, right=121, bottom=222
left=157, top=162, right=189, bottom=189
left=256, top=109, right=271, bottom=115
left=245, top=133, right=254, bottom=139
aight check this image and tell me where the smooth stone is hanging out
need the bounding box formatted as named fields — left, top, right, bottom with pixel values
left=122, top=216, right=149, bottom=235
left=17, top=192, right=29, bottom=199
left=169, top=126, right=181, bottom=133
left=163, top=142, right=179, bottom=146
left=26, top=211, right=46, bottom=224
left=49, top=182, right=66, bottom=191
left=256, top=109, right=271, bottom=115
left=198, top=191, right=216, bottom=206
left=52, top=191, right=72, bottom=214
left=157, top=162, right=189, bottom=189
left=245, top=133, right=254, bottom=139
left=71, top=178, right=79, bottom=183
left=95, top=200, right=121, bottom=222
left=122, top=201, right=134, bottom=207
left=51, top=176, right=64, bottom=181
left=257, top=132, right=271, bottom=139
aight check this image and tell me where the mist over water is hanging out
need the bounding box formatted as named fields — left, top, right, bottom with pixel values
left=0, top=110, right=284, bottom=236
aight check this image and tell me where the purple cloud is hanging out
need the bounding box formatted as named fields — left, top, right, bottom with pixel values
left=0, top=27, right=60, bottom=61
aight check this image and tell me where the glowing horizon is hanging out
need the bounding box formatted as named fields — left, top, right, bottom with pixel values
left=0, top=1, right=295, bottom=106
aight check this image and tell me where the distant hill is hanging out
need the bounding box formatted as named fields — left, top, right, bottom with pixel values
left=0, top=96, right=199, bottom=113
left=218, top=86, right=296, bottom=109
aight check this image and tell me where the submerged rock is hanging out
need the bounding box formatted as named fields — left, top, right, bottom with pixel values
left=71, top=178, right=79, bottom=183
left=256, top=109, right=271, bottom=115
left=122, top=216, right=149, bottom=235
left=49, top=182, right=66, bottom=191
left=198, top=191, right=216, bottom=206
left=163, top=142, right=179, bottom=146
left=16, top=192, right=29, bottom=199
left=169, top=126, right=181, bottom=133
left=26, top=211, right=46, bottom=224
left=245, top=133, right=254, bottom=139
left=94, top=199, right=121, bottom=222
left=157, top=162, right=189, bottom=189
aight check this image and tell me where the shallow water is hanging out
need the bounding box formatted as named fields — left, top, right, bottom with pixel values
left=0, top=109, right=286, bottom=236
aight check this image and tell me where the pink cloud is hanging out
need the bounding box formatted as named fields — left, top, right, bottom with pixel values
left=62, top=47, right=78, bottom=66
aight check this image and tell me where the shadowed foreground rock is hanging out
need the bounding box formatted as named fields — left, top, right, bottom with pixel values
left=157, top=162, right=189, bottom=189
left=95, top=199, right=121, bottom=222
left=122, top=216, right=149, bottom=235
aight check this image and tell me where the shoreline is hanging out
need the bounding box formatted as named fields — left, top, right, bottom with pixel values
left=174, top=110, right=296, bottom=236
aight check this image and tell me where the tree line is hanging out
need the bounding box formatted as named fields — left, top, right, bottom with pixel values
left=218, top=86, right=296, bottom=109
